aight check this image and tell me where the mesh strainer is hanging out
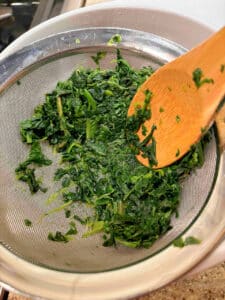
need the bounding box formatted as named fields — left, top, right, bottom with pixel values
left=0, top=28, right=225, bottom=300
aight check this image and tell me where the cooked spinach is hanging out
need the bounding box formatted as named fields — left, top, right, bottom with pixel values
left=15, top=141, right=52, bottom=193
left=48, top=231, right=70, bottom=243
left=184, top=236, right=201, bottom=245
left=107, top=34, right=122, bottom=46
left=24, top=219, right=32, bottom=227
left=91, top=51, right=107, bottom=66
left=48, top=221, right=77, bottom=243
left=192, top=68, right=214, bottom=88
left=175, top=115, right=181, bottom=123
left=16, top=49, right=210, bottom=248
left=173, top=237, right=185, bottom=248
left=175, top=149, right=180, bottom=157
left=173, top=236, right=201, bottom=248
left=126, top=89, right=159, bottom=167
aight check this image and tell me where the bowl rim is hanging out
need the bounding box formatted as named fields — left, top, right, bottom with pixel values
left=0, top=27, right=224, bottom=300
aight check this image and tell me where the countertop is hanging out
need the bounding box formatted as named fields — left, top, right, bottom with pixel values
left=7, top=263, right=225, bottom=299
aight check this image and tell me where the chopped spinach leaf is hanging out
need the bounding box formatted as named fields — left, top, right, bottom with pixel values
left=176, top=149, right=180, bottom=157
left=48, top=222, right=77, bottom=243
left=16, top=49, right=210, bottom=249
left=74, top=214, right=86, bottom=225
left=24, top=219, right=32, bottom=227
left=107, top=34, right=122, bottom=45
left=126, top=89, right=158, bottom=167
left=141, top=124, right=147, bottom=136
left=62, top=176, right=71, bottom=188
left=65, top=210, right=71, bottom=218
left=15, top=141, right=51, bottom=193
left=221, top=64, right=225, bottom=73
left=192, top=68, right=214, bottom=88
left=201, top=127, right=207, bottom=134
left=173, top=236, right=201, bottom=248
left=16, top=167, right=46, bottom=194
left=48, top=231, right=70, bottom=243
left=176, top=115, right=181, bottom=123
left=66, top=221, right=77, bottom=235
left=17, top=141, right=52, bottom=168
left=173, top=237, right=185, bottom=248
left=91, top=51, right=107, bottom=66
left=184, top=236, right=201, bottom=245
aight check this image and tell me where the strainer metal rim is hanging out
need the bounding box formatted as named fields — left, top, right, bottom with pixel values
left=0, top=27, right=187, bottom=89
left=0, top=27, right=225, bottom=300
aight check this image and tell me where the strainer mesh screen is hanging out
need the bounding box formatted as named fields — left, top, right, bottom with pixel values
left=0, top=51, right=217, bottom=272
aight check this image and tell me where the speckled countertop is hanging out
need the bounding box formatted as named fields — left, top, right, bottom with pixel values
left=7, top=263, right=225, bottom=300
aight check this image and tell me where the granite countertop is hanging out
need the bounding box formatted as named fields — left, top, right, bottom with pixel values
left=7, top=263, right=225, bottom=300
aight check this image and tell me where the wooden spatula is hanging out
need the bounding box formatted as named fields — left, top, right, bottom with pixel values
left=128, top=26, right=225, bottom=168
